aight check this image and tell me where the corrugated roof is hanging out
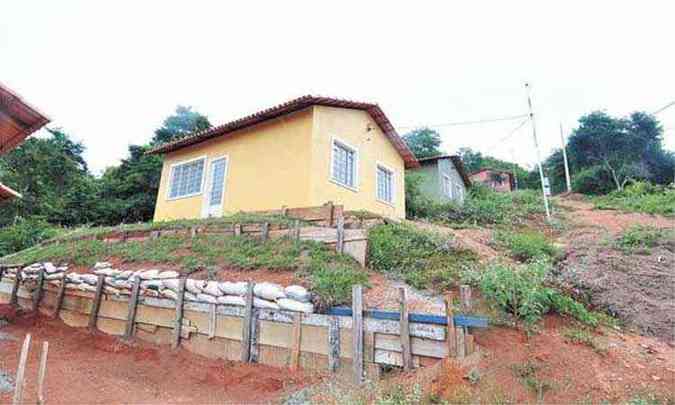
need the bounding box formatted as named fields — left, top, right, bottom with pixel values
left=147, top=95, right=420, bottom=168
left=416, top=154, right=472, bottom=187
left=0, top=82, right=50, bottom=155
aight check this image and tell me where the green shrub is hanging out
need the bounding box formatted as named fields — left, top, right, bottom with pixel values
left=495, top=230, right=561, bottom=262
left=368, top=223, right=478, bottom=291
left=307, top=262, right=369, bottom=310
left=572, top=166, right=615, bottom=195
left=0, top=217, right=61, bottom=257
left=593, top=182, right=675, bottom=216
left=615, top=225, right=675, bottom=253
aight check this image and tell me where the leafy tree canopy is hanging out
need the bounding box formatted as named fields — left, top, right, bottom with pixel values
left=151, top=105, right=211, bottom=146
left=402, top=127, right=442, bottom=159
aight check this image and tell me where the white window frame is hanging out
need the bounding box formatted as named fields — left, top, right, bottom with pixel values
left=442, top=174, right=453, bottom=199
left=166, top=155, right=207, bottom=201
left=201, top=155, right=230, bottom=218
left=329, top=136, right=359, bottom=192
left=375, top=162, right=395, bottom=206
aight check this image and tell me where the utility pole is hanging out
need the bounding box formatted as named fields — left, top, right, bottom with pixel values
left=559, top=123, right=572, bottom=193
left=525, top=83, right=551, bottom=220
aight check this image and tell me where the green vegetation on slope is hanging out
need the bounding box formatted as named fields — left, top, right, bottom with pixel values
left=593, top=182, right=675, bottom=216
left=494, top=229, right=561, bottom=262
left=614, top=224, right=675, bottom=253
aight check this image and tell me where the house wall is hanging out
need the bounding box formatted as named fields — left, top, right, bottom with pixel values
left=307, top=106, right=406, bottom=219
left=408, top=159, right=466, bottom=205
left=153, top=109, right=314, bottom=221
left=469, top=170, right=512, bottom=192
left=438, top=158, right=466, bottom=204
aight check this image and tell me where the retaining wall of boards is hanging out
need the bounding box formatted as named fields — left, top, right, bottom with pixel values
left=0, top=276, right=474, bottom=382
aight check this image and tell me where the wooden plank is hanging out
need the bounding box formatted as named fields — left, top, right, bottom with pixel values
left=460, top=285, right=472, bottom=312
left=32, top=268, right=46, bottom=311
left=12, top=333, right=31, bottom=405
left=352, top=285, right=364, bottom=384
left=240, top=282, right=254, bottom=362
left=0, top=266, right=4, bottom=282
left=293, top=220, right=301, bottom=240
left=399, top=288, right=413, bottom=370
left=208, top=303, right=216, bottom=339
left=466, top=334, right=475, bottom=355
left=326, top=307, right=488, bottom=328
left=37, top=341, right=49, bottom=405
left=124, top=276, right=141, bottom=339
left=88, top=274, right=105, bottom=331
left=445, top=294, right=456, bottom=357
left=290, top=313, right=302, bottom=370
left=52, top=279, right=67, bottom=319
left=261, top=222, right=270, bottom=241
left=172, top=277, right=187, bottom=349
left=328, top=315, right=340, bottom=372
left=456, top=328, right=466, bottom=359
left=250, top=309, right=259, bottom=363
left=10, top=271, right=21, bottom=306
left=336, top=216, right=345, bottom=253
left=375, top=334, right=447, bottom=358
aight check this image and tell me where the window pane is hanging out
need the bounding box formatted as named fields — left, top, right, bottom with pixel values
left=377, top=166, right=393, bottom=203
left=209, top=159, right=226, bottom=206
left=169, top=159, right=205, bottom=199
left=332, top=142, right=355, bottom=187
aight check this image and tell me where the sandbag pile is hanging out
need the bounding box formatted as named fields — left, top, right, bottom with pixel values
left=3, top=262, right=68, bottom=291
left=8, top=262, right=315, bottom=314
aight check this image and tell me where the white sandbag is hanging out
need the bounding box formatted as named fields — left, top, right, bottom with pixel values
left=65, top=283, right=79, bottom=290
left=162, top=279, right=180, bottom=291
left=157, top=271, right=179, bottom=279
left=48, top=280, right=61, bottom=287
left=79, top=274, right=99, bottom=285
left=94, top=262, right=112, bottom=269
left=202, top=281, right=223, bottom=297
left=66, top=273, right=81, bottom=283
left=44, top=262, right=59, bottom=274
left=254, top=282, right=286, bottom=301
left=284, top=285, right=311, bottom=303
left=197, top=293, right=218, bottom=304
left=78, top=283, right=97, bottom=292
left=141, top=280, right=163, bottom=290
left=104, top=286, right=121, bottom=295
left=57, top=266, right=68, bottom=273
left=142, top=289, right=160, bottom=298
left=44, top=272, right=64, bottom=280
left=253, top=298, right=280, bottom=310
left=277, top=298, right=314, bottom=313
left=139, top=269, right=160, bottom=280
left=184, top=292, right=198, bottom=301
left=216, top=295, right=246, bottom=306
left=218, top=281, right=248, bottom=296
left=160, top=289, right=178, bottom=300
left=94, top=268, right=120, bottom=277
left=116, top=270, right=133, bottom=279
left=109, top=279, right=132, bottom=289
left=185, top=279, right=205, bottom=295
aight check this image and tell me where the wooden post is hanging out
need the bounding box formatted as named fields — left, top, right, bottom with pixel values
left=124, top=276, right=141, bottom=340
left=37, top=341, right=49, bottom=405
left=190, top=227, right=197, bottom=239
left=12, top=333, right=31, bottom=405
left=293, top=219, right=301, bottom=241
left=88, top=274, right=106, bottom=331
left=399, top=288, right=413, bottom=370
left=172, top=277, right=187, bottom=349
left=52, top=278, right=67, bottom=319
left=261, top=222, right=270, bottom=241
left=456, top=328, right=466, bottom=359
left=241, top=282, right=255, bottom=362
left=336, top=215, right=345, bottom=254
left=328, top=316, right=340, bottom=373
left=250, top=309, right=259, bottom=363
left=281, top=206, right=288, bottom=216
left=460, top=285, right=472, bottom=313
left=0, top=265, right=5, bottom=282
left=351, top=285, right=364, bottom=385
left=32, top=268, right=46, bottom=312
left=207, top=303, right=216, bottom=339
left=326, top=201, right=335, bottom=227
left=290, top=313, right=302, bottom=370
left=444, top=294, right=456, bottom=357
left=234, top=223, right=242, bottom=236
left=465, top=334, right=475, bottom=356
left=10, top=271, right=21, bottom=306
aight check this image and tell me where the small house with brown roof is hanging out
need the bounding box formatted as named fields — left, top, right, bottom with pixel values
left=469, top=168, right=515, bottom=192
left=148, top=95, right=419, bottom=220
left=406, top=155, right=471, bottom=205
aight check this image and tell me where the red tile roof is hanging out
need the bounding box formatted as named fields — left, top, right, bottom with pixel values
left=148, top=95, right=420, bottom=168
left=0, top=82, right=50, bottom=155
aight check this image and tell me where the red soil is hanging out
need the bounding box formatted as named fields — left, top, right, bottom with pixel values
left=0, top=315, right=312, bottom=404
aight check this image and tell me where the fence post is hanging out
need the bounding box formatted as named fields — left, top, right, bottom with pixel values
left=172, top=277, right=187, bottom=349
left=460, top=285, right=472, bottom=313
left=261, top=222, right=270, bottom=241
left=241, top=282, right=255, bottom=362
left=352, top=285, right=364, bottom=384
left=336, top=216, right=345, bottom=254
left=10, top=271, right=21, bottom=306
left=37, top=341, right=49, bottom=405
left=291, top=313, right=302, bottom=370
left=12, top=333, right=31, bottom=405
left=399, top=288, right=413, bottom=370
left=53, top=278, right=67, bottom=319
left=456, top=328, right=466, bottom=359
left=32, top=268, right=45, bottom=312
left=328, top=316, right=340, bottom=373
left=444, top=294, right=456, bottom=357
left=88, top=274, right=105, bottom=331
left=124, top=276, right=141, bottom=340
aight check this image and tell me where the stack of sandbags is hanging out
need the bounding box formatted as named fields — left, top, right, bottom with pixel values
left=5, top=262, right=68, bottom=291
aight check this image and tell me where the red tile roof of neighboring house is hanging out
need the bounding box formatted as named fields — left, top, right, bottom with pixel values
left=0, top=82, right=50, bottom=155
left=416, top=154, right=472, bottom=187
left=148, top=95, right=420, bottom=168
left=469, top=167, right=513, bottom=176
left=0, top=182, right=21, bottom=202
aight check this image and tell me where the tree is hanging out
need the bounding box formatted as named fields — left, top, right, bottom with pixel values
left=402, top=127, right=442, bottom=159
left=457, top=147, right=535, bottom=189
left=151, top=105, right=211, bottom=146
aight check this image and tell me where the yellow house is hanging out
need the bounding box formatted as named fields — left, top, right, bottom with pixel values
left=148, top=96, right=419, bottom=221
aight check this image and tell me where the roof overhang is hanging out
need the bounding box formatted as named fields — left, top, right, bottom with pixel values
left=0, top=82, right=50, bottom=155
left=0, top=182, right=21, bottom=202
left=147, top=95, right=420, bottom=169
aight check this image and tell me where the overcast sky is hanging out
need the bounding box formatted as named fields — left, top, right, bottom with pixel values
left=2, top=1, right=674, bottom=174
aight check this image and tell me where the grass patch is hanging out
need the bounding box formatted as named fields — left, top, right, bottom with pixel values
left=562, top=327, right=607, bottom=355
left=494, top=230, right=561, bottom=262
left=615, top=225, right=675, bottom=254
left=593, top=181, right=675, bottom=216
left=368, top=223, right=478, bottom=291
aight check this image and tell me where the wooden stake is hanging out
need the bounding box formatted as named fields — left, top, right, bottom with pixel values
left=460, top=285, right=472, bottom=313
left=444, top=294, right=456, bottom=357
left=336, top=216, right=345, bottom=254
left=294, top=219, right=301, bottom=241
left=290, top=313, right=302, bottom=370
left=0, top=265, right=5, bottom=282
left=190, top=227, right=197, bottom=239
left=466, top=334, right=475, bottom=356
left=241, top=282, right=255, bottom=362
left=234, top=223, right=242, bottom=236
left=12, top=333, right=31, bottom=405
left=352, top=285, right=364, bottom=384
left=10, top=271, right=21, bottom=306
left=261, top=222, right=270, bottom=241
left=250, top=309, right=259, bottom=363
left=88, top=274, right=105, bottom=331
left=172, top=277, right=187, bottom=349
left=53, top=278, right=67, bottom=319
left=399, top=288, right=413, bottom=370
left=328, top=316, right=340, bottom=373
left=32, top=268, right=46, bottom=312
left=207, top=303, right=216, bottom=339
left=124, top=276, right=141, bottom=340
left=37, top=341, right=49, bottom=405
left=456, top=328, right=466, bottom=359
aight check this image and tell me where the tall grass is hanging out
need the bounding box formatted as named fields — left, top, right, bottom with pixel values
left=593, top=181, right=675, bottom=216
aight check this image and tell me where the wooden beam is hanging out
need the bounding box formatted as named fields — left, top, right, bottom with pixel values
left=10, top=271, right=21, bottom=306
left=250, top=309, right=259, bottom=363
left=261, top=222, right=270, bottom=241
left=328, top=315, right=340, bottom=373
left=12, top=333, right=31, bottom=405
left=399, top=288, right=413, bottom=370
left=172, top=277, right=187, bottom=349
left=88, top=274, right=105, bottom=331
left=208, top=303, right=216, bottom=339
left=336, top=216, right=345, bottom=254
left=460, top=285, right=472, bottom=313
left=325, top=307, right=488, bottom=328
left=240, top=282, right=255, bottom=362
left=290, top=313, right=302, bottom=370
left=32, top=268, right=45, bottom=311
left=124, top=276, right=141, bottom=340
left=456, top=328, right=466, bottom=359
left=352, top=285, right=364, bottom=385
left=445, top=294, right=456, bottom=357
left=52, top=278, right=67, bottom=319
left=37, top=341, right=49, bottom=405
left=466, top=334, right=475, bottom=356
left=293, top=219, right=301, bottom=241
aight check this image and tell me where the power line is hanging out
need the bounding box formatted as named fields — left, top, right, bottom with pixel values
left=482, top=118, right=530, bottom=153
left=653, top=101, right=675, bottom=115
left=396, top=113, right=529, bottom=130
